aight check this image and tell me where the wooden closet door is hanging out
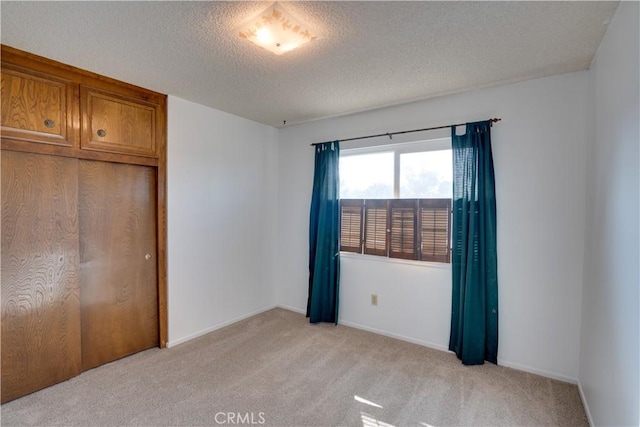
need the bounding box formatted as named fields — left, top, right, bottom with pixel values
left=79, top=160, right=158, bottom=371
left=1, top=151, right=81, bottom=403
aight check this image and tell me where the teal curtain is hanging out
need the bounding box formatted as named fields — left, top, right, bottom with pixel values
left=307, top=141, right=340, bottom=324
left=449, top=121, right=499, bottom=365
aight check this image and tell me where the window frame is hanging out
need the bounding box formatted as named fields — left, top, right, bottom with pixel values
left=340, top=137, right=450, bottom=198
left=339, top=137, right=452, bottom=264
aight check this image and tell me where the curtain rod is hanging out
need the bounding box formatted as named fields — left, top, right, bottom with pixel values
left=310, top=117, right=502, bottom=146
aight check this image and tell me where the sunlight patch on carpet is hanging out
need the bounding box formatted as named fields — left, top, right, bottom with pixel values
left=361, top=412, right=394, bottom=427
left=354, top=395, right=384, bottom=409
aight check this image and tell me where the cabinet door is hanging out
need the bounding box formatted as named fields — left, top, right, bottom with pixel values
left=81, top=86, right=158, bottom=158
left=79, top=160, right=158, bottom=371
left=1, top=151, right=81, bottom=403
left=1, top=65, right=75, bottom=147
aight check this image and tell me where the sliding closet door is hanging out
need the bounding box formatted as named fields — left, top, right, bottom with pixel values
left=1, top=151, right=81, bottom=403
left=79, top=160, right=158, bottom=371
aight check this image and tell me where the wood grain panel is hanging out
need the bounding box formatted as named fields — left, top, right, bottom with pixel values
left=155, top=103, right=168, bottom=349
left=79, top=160, right=158, bottom=370
left=81, top=87, right=157, bottom=158
left=1, top=65, right=75, bottom=147
left=1, top=151, right=81, bottom=403
left=2, top=43, right=168, bottom=350
left=2, top=139, right=159, bottom=167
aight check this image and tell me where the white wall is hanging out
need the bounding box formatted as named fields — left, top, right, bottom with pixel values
left=580, top=2, right=640, bottom=425
left=278, top=71, right=589, bottom=382
left=167, top=96, right=279, bottom=346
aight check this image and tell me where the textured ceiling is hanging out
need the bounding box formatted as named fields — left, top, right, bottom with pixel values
left=1, top=1, right=618, bottom=127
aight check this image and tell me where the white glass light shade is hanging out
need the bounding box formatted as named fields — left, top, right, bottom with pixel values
left=236, top=3, right=319, bottom=55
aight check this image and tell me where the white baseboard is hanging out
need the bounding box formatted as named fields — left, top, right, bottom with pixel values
left=497, top=358, right=577, bottom=384
left=276, top=305, right=450, bottom=353
left=345, top=324, right=580, bottom=385
left=339, top=319, right=450, bottom=353
left=577, top=380, right=594, bottom=426
left=238, top=305, right=580, bottom=386
left=167, top=304, right=277, bottom=348
left=277, top=304, right=306, bottom=315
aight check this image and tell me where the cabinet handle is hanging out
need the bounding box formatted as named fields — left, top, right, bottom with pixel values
left=145, top=253, right=152, bottom=261
left=44, top=119, right=55, bottom=128
left=97, top=129, right=107, bottom=137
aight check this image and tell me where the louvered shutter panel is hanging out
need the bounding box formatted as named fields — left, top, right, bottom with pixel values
left=419, top=199, right=451, bottom=263
left=340, top=199, right=363, bottom=253
left=389, top=199, right=417, bottom=260
left=364, top=200, right=388, bottom=256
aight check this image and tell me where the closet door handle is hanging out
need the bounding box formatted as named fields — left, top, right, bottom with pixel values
left=145, top=253, right=152, bottom=261
left=97, top=129, right=107, bottom=137
left=44, top=119, right=55, bottom=128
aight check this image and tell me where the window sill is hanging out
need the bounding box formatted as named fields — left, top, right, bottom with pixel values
left=340, top=251, right=452, bottom=270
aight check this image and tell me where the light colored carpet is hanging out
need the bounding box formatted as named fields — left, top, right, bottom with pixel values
left=1, top=308, right=587, bottom=426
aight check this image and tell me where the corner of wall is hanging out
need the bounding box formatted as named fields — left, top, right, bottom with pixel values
left=577, top=1, right=640, bottom=425
left=578, top=380, right=595, bottom=427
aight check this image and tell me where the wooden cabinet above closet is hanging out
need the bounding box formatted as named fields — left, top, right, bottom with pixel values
left=0, top=45, right=165, bottom=166
left=1, top=63, right=76, bottom=147
left=81, top=86, right=158, bottom=158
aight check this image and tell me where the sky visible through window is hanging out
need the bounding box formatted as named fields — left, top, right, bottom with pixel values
left=400, top=150, right=452, bottom=198
left=340, top=152, right=394, bottom=198
left=340, top=149, right=452, bottom=199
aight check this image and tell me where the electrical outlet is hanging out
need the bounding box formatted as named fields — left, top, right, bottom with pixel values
left=371, top=294, right=378, bottom=306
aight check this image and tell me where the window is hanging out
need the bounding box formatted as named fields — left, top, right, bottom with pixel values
left=339, top=139, right=452, bottom=263
left=340, top=153, right=393, bottom=198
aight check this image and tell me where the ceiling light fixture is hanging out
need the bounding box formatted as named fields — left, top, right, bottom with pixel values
left=236, top=2, right=319, bottom=55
